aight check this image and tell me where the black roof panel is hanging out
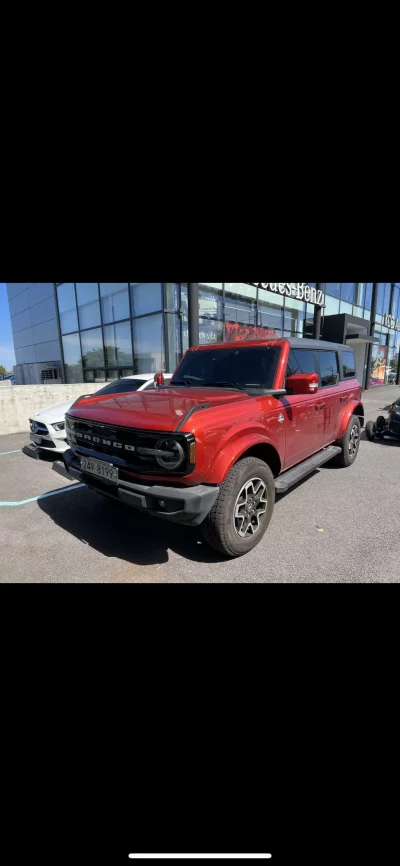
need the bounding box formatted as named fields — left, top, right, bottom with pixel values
left=288, top=337, right=348, bottom=351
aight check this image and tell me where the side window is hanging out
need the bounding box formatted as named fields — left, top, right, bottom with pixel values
left=318, top=351, right=339, bottom=387
left=286, top=349, right=316, bottom=378
left=341, top=350, right=356, bottom=379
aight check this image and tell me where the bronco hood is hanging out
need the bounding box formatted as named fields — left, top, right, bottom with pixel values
left=67, top=386, right=250, bottom=432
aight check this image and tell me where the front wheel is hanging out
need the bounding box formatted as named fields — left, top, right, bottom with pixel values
left=201, top=456, right=275, bottom=557
left=333, top=415, right=361, bottom=466
left=365, top=420, right=376, bottom=441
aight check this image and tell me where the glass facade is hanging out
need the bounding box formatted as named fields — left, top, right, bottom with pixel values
left=56, top=282, right=400, bottom=387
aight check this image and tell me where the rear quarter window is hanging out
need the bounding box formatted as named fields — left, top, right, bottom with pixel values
left=317, top=351, right=339, bottom=387
left=341, top=350, right=356, bottom=379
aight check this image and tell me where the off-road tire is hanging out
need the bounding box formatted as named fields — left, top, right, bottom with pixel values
left=333, top=415, right=361, bottom=466
left=365, top=420, right=376, bottom=441
left=201, top=456, right=275, bottom=557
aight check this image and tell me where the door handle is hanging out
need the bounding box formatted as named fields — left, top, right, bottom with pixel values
left=340, top=396, right=348, bottom=403
left=315, top=403, right=325, bottom=411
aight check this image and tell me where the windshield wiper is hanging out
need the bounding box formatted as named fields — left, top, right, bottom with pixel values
left=204, top=381, right=245, bottom=390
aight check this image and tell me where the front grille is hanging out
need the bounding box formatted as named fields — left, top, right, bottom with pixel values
left=66, top=416, right=193, bottom=475
left=30, top=420, right=48, bottom=434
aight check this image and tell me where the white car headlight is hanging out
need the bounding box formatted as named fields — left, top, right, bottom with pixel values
left=52, top=421, right=65, bottom=432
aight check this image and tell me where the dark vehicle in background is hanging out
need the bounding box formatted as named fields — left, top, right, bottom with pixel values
left=365, top=398, right=400, bottom=442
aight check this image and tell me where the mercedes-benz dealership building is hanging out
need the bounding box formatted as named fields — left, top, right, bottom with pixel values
left=6, top=282, right=400, bottom=390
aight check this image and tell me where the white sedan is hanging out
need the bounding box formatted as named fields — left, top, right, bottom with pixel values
left=28, top=373, right=172, bottom=454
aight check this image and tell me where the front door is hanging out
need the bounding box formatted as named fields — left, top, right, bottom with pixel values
left=282, top=347, right=320, bottom=468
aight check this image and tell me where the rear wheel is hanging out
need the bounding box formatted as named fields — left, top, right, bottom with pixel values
left=365, top=420, right=376, bottom=441
left=333, top=415, right=361, bottom=466
left=201, top=456, right=275, bottom=557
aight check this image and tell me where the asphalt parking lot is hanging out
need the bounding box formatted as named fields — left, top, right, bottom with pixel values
left=0, top=386, right=399, bottom=583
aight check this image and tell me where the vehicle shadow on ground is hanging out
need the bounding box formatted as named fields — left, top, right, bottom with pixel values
left=37, top=471, right=326, bottom=567
left=37, top=486, right=227, bottom=566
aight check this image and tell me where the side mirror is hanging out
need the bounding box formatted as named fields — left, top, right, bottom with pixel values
left=286, top=373, right=319, bottom=395
left=154, top=372, right=165, bottom=388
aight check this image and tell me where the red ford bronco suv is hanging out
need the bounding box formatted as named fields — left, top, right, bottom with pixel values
left=64, top=338, right=364, bottom=558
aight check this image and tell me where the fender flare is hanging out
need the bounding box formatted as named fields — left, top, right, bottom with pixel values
left=206, top=432, right=283, bottom=484
left=338, top=400, right=364, bottom=438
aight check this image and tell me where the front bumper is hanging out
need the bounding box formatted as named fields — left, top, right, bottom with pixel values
left=63, top=449, right=219, bottom=526
left=29, top=434, right=69, bottom=453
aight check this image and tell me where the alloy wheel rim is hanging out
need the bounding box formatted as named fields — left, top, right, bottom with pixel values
left=234, top=477, right=268, bottom=538
left=348, top=424, right=359, bottom=456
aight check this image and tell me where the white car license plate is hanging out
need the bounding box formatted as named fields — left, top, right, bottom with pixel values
left=80, top=456, right=118, bottom=483
left=30, top=433, right=43, bottom=444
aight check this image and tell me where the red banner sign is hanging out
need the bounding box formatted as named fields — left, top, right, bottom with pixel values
left=224, top=322, right=278, bottom=342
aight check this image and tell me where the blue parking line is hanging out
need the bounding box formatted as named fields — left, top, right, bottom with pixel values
left=0, top=449, right=22, bottom=455
left=0, top=483, right=85, bottom=507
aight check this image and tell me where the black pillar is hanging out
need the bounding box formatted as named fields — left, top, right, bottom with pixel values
left=364, top=282, right=379, bottom=391
left=312, top=283, right=324, bottom=340
left=188, top=282, right=199, bottom=347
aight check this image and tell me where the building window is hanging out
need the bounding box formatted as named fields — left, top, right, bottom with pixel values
left=284, top=297, right=306, bottom=335
left=225, top=283, right=257, bottom=325
left=198, top=284, right=223, bottom=320
left=99, top=283, right=130, bottom=324
left=103, top=320, right=133, bottom=368
left=258, top=289, right=283, bottom=332
left=318, top=351, right=339, bottom=387
left=62, top=332, right=83, bottom=383
left=199, top=318, right=224, bottom=344
left=391, top=285, right=399, bottom=320
left=164, top=283, right=180, bottom=310
left=324, top=295, right=340, bottom=318
left=57, top=283, right=78, bottom=334
left=364, top=283, right=373, bottom=310
left=76, top=283, right=101, bottom=330
left=80, top=327, right=105, bottom=372
left=355, top=283, right=366, bottom=308
left=339, top=300, right=353, bottom=315
left=325, top=283, right=341, bottom=298
left=376, top=282, right=391, bottom=316
left=130, top=283, right=162, bottom=317
left=341, top=283, right=355, bottom=304
left=132, top=312, right=164, bottom=373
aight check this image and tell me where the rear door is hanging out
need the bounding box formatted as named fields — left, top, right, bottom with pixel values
left=315, top=350, right=341, bottom=443
left=282, top=348, right=320, bottom=467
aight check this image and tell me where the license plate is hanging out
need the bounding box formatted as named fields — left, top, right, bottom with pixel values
left=80, top=456, right=118, bottom=483
left=30, top=433, right=43, bottom=444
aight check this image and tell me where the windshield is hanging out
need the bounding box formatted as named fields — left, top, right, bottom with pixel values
left=94, top=379, right=148, bottom=396
left=171, top=346, right=280, bottom=391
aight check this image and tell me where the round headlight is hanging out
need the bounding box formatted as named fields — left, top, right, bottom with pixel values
left=155, top=438, right=185, bottom=470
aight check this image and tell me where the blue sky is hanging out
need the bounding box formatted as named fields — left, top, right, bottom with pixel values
left=0, top=282, right=16, bottom=370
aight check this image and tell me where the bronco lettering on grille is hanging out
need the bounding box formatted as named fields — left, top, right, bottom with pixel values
left=75, top=431, right=135, bottom=451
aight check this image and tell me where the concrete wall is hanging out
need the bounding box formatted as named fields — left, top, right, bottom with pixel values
left=0, top=383, right=101, bottom=435
left=6, top=283, right=62, bottom=367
